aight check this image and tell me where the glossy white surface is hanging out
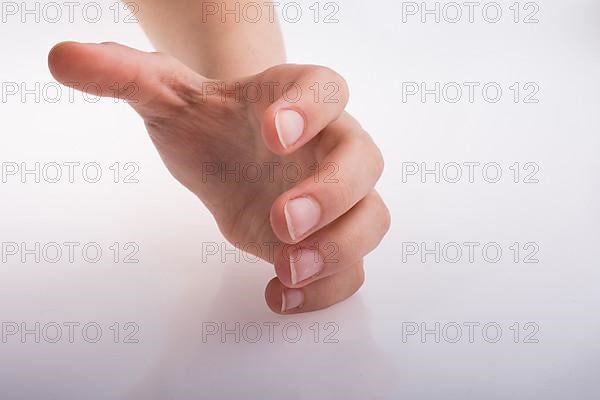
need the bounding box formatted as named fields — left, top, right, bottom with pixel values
left=0, top=1, right=599, bottom=398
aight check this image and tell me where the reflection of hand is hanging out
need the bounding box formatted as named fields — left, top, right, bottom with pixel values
left=49, top=42, right=390, bottom=313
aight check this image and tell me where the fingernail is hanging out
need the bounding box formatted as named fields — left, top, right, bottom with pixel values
left=290, top=248, right=324, bottom=284
left=281, top=288, right=304, bottom=312
left=275, top=109, right=304, bottom=148
left=284, top=196, right=321, bottom=241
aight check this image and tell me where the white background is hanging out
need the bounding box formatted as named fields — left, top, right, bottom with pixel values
left=0, top=0, right=599, bottom=399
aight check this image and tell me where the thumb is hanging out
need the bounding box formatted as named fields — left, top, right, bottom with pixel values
left=48, top=41, right=202, bottom=116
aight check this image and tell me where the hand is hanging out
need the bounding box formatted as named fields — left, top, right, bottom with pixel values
left=48, top=42, right=390, bottom=313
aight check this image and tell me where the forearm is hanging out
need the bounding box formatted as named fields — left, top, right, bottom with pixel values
left=131, top=0, right=286, bottom=79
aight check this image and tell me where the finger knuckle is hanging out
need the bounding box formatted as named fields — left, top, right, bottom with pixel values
left=337, top=178, right=356, bottom=212
left=311, top=66, right=350, bottom=101
left=380, top=200, right=392, bottom=235
left=353, top=133, right=385, bottom=180
left=367, top=191, right=391, bottom=237
left=353, top=266, right=366, bottom=289
left=372, top=143, right=385, bottom=179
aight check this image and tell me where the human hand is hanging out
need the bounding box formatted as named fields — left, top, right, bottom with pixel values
left=48, top=42, right=390, bottom=313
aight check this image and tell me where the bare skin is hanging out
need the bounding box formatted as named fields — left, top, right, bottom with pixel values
left=129, top=0, right=287, bottom=78
left=48, top=40, right=389, bottom=314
